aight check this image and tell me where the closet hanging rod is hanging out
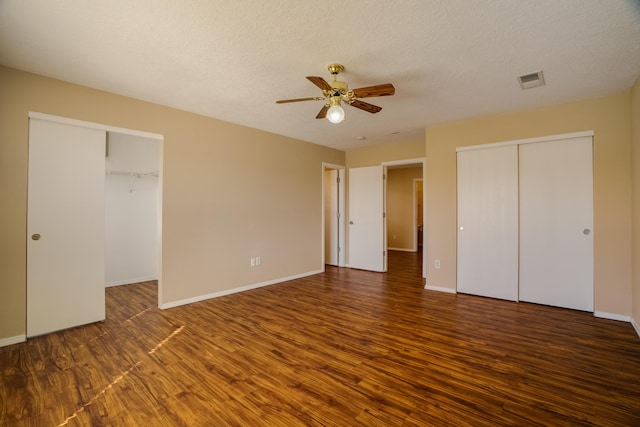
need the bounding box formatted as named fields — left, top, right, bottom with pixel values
left=105, top=170, right=158, bottom=178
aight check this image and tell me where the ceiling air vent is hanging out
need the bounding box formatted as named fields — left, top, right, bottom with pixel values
left=517, top=71, right=545, bottom=90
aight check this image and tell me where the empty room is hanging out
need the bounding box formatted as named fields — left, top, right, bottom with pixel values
left=1, top=1, right=640, bottom=425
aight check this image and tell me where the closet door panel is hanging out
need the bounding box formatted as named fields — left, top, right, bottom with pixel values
left=27, top=119, right=106, bottom=337
left=519, top=137, right=593, bottom=311
left=457, top=145, right=519, bottom=301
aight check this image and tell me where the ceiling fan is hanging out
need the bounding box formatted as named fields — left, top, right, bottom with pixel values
left=276, top=63, right=395, bottom=124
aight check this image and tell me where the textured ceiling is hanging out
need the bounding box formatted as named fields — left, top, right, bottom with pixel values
left=1, top=0, right=639, bottom=150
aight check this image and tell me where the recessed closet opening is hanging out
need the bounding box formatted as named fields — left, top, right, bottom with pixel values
left=105, top=132, right=161, bottom=287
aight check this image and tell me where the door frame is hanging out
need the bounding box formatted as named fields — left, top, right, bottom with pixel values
left=28, top=112, right=164, bottom=307
left=322, top=163, right=346, bottom=268
left=413, top=178, right=423, bottom=251
left=381, top=158, right=427, bottom=278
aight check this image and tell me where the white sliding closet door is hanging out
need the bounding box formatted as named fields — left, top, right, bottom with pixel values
left=27, top=118, right=106, bottom=337
left=519, top=136, right=594, bottom=311
left=457, top=145, right=519, bottom=301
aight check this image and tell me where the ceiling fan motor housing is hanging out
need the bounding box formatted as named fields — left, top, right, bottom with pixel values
left=326, top=80, right=353, bottom=103
left=329, top=80, right=348, bottom=91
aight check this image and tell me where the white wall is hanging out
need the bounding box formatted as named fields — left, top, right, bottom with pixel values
left=105, top=132, right=159, bottom=286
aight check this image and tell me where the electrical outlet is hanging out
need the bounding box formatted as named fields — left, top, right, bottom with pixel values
left=393, top=234, right=397, bottom=240
left=435, top=259, right=441, bottom=269
left=250, top=258, right=256, bottom=267
left=256, top=256, right=262, bottom=266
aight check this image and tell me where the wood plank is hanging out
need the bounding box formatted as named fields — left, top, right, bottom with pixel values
left=1, top=255, right=640, bottom=426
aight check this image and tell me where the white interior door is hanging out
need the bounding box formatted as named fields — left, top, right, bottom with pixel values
left=519, top=136, right=594, bottom=311
left=324, top=169, right=339, bottom=266
left=348, top=165, right=385, bottom=272
left=27, top=118, right=106, bottom=337
left=457, top=145, right=519, bottom=301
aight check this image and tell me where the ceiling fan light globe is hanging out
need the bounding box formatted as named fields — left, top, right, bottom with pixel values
left=327, top=105, right=345, bottom=124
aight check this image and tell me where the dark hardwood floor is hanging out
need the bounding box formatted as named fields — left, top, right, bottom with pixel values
left=1, top=250, right=640, bottom=426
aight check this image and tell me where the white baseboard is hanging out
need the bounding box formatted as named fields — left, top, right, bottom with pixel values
left=632, top=317, right=640, bottom=339
left=0, top=335, right=26, bottom=348
left=594, top=311, right=631, bottom=322
left=106, top=276, right=158, bottom=287
left=345, top=265, right=385, bottom=272
left=387, top=247, right=416, bottom=252
left=424, top=284, right=457, bottom=294
left=160, top=269, right=323, bottom=310
left=599, top=314, right=640, bottom=340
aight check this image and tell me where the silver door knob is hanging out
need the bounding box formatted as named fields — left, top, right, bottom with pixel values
left=32, top=233, right=41, bottom=240
left=583, top=229, right=591, bottom=235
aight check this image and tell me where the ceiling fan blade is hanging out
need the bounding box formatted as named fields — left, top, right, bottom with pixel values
left=351, top=83, right=395, bottom=98
left=316, top=104, right=329, bottom=119
left=306, top=76, right=332, bottom=91
left=350, top=99, right=382, bottom=114
left=276, top=97, right=325, bottom=104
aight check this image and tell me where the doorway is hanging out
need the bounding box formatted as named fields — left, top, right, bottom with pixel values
left=386, top=165, right=423, bottom=252
left=346, top=158, right=426, bottom=278
left=322, top=163, right=345, bottom=268
left=383, top=159, right=426, bottom=278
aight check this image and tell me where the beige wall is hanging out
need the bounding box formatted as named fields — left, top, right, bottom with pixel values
left=425, top=92, right=632, bottom=316
left=346, top=139, right=425, bottom=168
left=0, top=66, right=344, bottom=341
left=632, top=75, right=640, bottom=327
left=387, top=167, right=423, bottom=250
